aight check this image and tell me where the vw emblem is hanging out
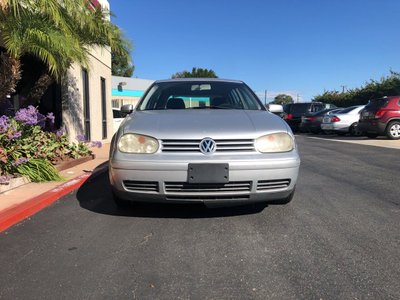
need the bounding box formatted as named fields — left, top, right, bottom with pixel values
left=199, top=138, right=216, bottom=154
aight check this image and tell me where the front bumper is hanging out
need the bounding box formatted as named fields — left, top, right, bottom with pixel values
left=321, top=123, right=349, bottom=132
left=109, top=154, right=300, bottom=205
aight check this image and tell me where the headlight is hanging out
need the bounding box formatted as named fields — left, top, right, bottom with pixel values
left=255, top=133, right=294, bottom=153
left=118, top=134, right=159, bottom=153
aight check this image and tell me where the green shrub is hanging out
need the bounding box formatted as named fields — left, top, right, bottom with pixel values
left=0, top=106, right=99, bottom=183
left=16, top=159, right=64, bottom=182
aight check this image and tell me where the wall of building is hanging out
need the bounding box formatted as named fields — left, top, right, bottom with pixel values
left=62, top=45, right=112, bottom=143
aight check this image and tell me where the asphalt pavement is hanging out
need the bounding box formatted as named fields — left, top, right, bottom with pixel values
left=0, top=135, right=399, bottom=299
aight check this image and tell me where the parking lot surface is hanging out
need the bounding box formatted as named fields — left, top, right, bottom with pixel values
left=0, top=136, right=399, bottom=299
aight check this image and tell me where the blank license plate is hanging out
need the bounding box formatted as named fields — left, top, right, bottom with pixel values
left=188, top=163, right=229, bottom=183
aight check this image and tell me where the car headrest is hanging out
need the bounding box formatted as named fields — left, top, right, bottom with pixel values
left=211, top=97, right=229, bottom=107
left=166, top=98, right=185, bottom=109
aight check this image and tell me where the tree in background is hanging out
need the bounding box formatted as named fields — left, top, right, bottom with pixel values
left=0, top=0, right=130, bottom=105
left=312, top=71, right=400, bottom=107
left=112, top=35, right=135, bottom=77
left=272, top=94, right=293, bottom=105
left=171, top=67, right=218, bottom=78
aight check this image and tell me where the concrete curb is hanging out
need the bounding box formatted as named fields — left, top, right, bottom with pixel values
left=0, top=163, right=108, bottom=233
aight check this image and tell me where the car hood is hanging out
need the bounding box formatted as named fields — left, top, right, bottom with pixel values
left=121, top=110, right=289, bottom=139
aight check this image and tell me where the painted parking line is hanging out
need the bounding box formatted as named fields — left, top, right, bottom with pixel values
left=305, top=136, right=400, bottom=150
left=306, top=136, right=359, bottom=143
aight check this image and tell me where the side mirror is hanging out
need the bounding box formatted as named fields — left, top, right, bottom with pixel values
left=120, top=104, right=134, bottom=117
left=267, top=104, right=283, bottom=113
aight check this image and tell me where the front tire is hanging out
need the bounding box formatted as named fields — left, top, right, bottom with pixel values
left=386, top=121, right=400, bottom=140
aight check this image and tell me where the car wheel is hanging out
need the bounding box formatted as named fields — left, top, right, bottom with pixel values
left=386, top=121, right=400, bottom=140
left=350, top=123, right=362, bottom=136
left=366, top=133, right=378, bottom=139
left=269, top=188, right=296, bottom=205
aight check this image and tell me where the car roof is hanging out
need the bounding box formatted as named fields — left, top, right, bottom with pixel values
left=154, top=78, right=244, bottom=84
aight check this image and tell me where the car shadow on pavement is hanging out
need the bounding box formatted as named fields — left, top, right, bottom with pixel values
left=76, top=170, right=267, bottom=219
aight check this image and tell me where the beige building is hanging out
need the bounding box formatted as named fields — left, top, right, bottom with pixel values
left=62, top=45, right=112, bottom=143
left=62, top=0, right=113, bottom=143
left=112, top=76, right=154, bottom=109
left=1, top=0, right=114, bottom=143
left=1, top=0, right=136, bottom=143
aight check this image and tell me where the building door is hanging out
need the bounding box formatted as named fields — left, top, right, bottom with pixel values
left=101, top=77, right=107, bottom=139
left=82, top=68, right=91, bottom=141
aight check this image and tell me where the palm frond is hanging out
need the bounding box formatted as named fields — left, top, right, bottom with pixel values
left=1, top=0, right=131, bottom=81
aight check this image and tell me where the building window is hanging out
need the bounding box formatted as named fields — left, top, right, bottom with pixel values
left=82, top=68, right=91, bottom=141
left=101, top=77, right=107, bottom=139
left=112, top=99, right=120, bottom=109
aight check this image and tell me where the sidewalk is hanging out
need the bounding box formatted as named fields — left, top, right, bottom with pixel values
left=0, top=144, right=110, bottom=232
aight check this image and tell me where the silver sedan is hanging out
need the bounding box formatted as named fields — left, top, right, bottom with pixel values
left=109, top=79, right=300, bottom=207
left=321, top=105, right=365, bottom=135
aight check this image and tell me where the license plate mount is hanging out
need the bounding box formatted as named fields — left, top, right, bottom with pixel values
left=187, top=163, right=229, bottom=184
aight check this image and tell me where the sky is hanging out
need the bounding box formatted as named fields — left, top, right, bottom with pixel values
left=109, top=0, right=400, bottom=103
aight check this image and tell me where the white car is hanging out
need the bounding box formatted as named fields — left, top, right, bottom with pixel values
left=321, top=105, right=365, bottom=135
left=112, top=108, right=125, bottom=135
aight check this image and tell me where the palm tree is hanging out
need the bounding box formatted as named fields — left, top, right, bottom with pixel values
left=0, top=0, right=129, bottom=105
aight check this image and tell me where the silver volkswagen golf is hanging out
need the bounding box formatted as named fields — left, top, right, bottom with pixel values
left=109, top=79, right=300, bottom=207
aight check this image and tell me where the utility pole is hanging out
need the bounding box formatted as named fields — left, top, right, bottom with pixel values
left=340, top=85, right=347, bottom=93
left=296, top=93, right=300, bottom=103
left=264, top=90, right=267, bottom=105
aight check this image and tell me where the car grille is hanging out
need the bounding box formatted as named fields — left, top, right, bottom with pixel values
left=123, top=181, right=159, bottom=192
left=166, top=195, right=250, bottom=201
left=164, top=181, right=252, bottom=193
left=257, top=179, right=291, bottom=191
left=161, top=139, right=255, bottom=153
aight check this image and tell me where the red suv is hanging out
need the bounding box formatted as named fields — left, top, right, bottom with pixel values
left=358, top=96, right=400, bottom=139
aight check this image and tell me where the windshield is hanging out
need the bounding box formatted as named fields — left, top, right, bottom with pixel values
left=338, top=106, right=359, bottom=113
left=137, top=81, right=264, bottom=111
left=365, top=98, right=389, bottom=109
left=290, top=104, right=309, bottom=114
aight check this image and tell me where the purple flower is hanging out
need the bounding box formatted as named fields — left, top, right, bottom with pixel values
left=46, top=112, right=55, bottom=125
left=0, top=175, right=12, bottom=184
left=0, top=115, right=10, bottom=133
left=13, top=157, right=29, bottom=167
left=15, top=106, right=38, bottom=125
left=55, top=128, right=65, bottom=137
left=14, top=106, right=46, bottom=128
left=7, top=128, right=21, bottom=140
left=37, top=112, right=46, bottom=129
left=91, top=141, right=102, bottom=148
left=76, top=134, right=86, bottom=142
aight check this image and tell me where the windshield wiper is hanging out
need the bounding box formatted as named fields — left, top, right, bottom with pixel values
left=191, top=106, right=231, bottom=109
